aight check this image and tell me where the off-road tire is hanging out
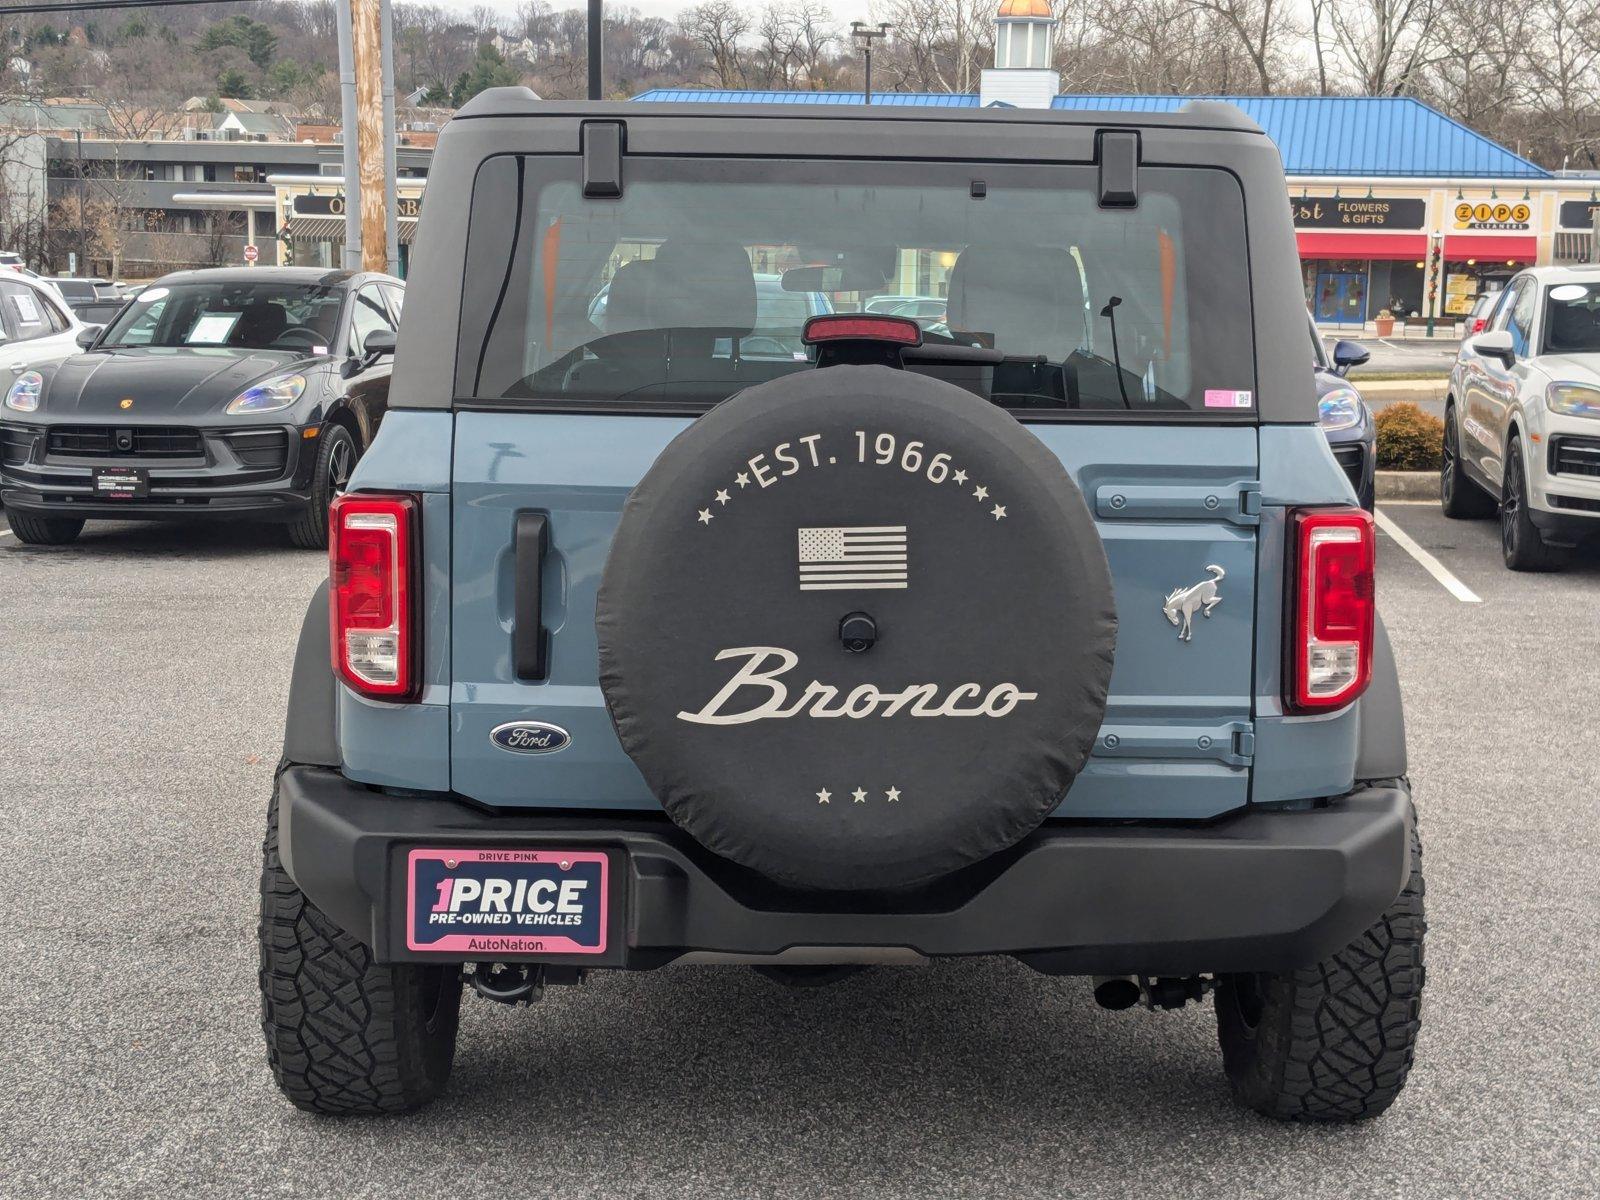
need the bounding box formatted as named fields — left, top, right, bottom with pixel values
left=5, top=511, right=84, bottom=544
left=286, top=423, right=358, bottom=551
left=259, top=776, right=462, bottom=1114
left=1215, top=808, right=1425, bottom=1122
left=1500, top=435, right=1561, bottom=571
left=1439, top=404, right=1495, bottom=519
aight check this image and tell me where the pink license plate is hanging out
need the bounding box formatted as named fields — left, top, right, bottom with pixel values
left=406, top=848, right=609, bottom=955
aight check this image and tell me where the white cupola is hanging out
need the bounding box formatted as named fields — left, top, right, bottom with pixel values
left=980, top=0, right=1060, bottom=109
left=994, top=0, right=1055, bottom=69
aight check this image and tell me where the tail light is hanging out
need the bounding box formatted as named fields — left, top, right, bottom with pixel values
left=803, top=314, right=923, bottom=346
left=1288, top=508, right=1376, bottom=712
left=329, top=493, right=418, bottom=700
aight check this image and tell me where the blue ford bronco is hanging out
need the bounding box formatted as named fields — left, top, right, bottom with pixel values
left=260, top=94, right=1423, bottom=1120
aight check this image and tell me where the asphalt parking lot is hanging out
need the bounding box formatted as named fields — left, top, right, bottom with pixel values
left=1, top=505, right=1597, bottom=1200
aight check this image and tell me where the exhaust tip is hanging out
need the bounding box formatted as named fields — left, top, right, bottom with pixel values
left=1092, top=975, right=1142, bottom=1011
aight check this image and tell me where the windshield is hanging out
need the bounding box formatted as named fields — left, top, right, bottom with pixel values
left=99, top=281, right=344, bottom=352
left=458, top=156, right=1256, bottom=416
left=1543, top=283, right=1600, bottom=354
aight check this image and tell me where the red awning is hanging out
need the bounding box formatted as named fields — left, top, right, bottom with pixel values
left=1442, top=234, right=1538, bottom=263
left=1296, top=232, right=1428, bottom=261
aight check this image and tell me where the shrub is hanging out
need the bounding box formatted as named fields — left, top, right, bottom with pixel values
left=1375, top=401, right=1444, bottom=471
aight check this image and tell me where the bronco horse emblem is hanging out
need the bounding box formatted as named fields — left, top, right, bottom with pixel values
left=1162, top=565, right=1225, bottom=641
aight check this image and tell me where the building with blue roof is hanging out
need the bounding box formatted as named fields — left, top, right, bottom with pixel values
left=636, top=2, right=1599, bottom=328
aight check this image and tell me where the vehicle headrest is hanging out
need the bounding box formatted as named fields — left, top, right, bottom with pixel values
left=650, top=240, right=757, bottom=337
left=234, top=299, right=287, bottom=343
left=1547, top=301, right=1596, bottom=352
left=605, top=259, right=656, bottom=335
left=946, top=245, right=1083, bottom=355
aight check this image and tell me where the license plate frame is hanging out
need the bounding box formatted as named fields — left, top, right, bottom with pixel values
left=404, top=848, right=614, bottom=959
left=92, top=466, right=149, bottom=500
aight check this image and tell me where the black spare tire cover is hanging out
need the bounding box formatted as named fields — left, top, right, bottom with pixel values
left=597, top=366, right=1116, bottom=891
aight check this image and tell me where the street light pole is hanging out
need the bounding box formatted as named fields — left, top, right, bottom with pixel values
left=849, top=22, right=892, bottom=105
left=74, top=127, right=85, bottom=276
left=588, top=0, right=603, bottom=100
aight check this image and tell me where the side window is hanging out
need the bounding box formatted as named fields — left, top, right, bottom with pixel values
left=0, top=281, right=51, bottom=342
left=116, top=297, right=166, bottom=345
left=347, top=285, right=395, bottom=355
left=40, top=293, right=70, bottom=334
left=1507, top=282, right=1537, bottom=357
left=380, top=284, right=404, bottom=325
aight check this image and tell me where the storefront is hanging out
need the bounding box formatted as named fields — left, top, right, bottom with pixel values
left=271, top=176, right=426, bottom=277
left=1293, top=194, right=1432, bottom=324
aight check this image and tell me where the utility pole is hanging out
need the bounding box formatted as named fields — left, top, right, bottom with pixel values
left=849, top=22, right=892, bottom=104
left=350, top=0, right=387, bottom=274
left=588, top=0, right=603, bottom=100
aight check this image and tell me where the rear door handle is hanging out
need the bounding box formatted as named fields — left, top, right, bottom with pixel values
left=513, top=512, right=550, bottom=681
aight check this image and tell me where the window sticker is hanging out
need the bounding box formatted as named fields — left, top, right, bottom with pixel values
left=11, top=292, right=41, bottom=325
left=1204, top=389, right=1254, bottom=409
left=187, top=312, right=241, bottom=344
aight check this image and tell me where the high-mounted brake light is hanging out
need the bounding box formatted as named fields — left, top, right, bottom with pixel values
left=1289, top=508, right=1376, bottom=712
left=802, top=314, right=923, bottom=347
left=329, top=493, right=418, bottom=700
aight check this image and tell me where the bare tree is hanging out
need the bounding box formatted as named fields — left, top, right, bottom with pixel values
left=1319, top=0, right=1446, bottom=95
left=1183, top=0, right=1296, bottom=95
left=681, top=1, right=751, bottom=87
left=1424, top=0, right=1531, bottom=133
left=1520, top=0, right=1600, bottom=167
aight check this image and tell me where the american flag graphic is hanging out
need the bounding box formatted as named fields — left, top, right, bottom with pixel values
left=797, top=526, right=908, bottom=591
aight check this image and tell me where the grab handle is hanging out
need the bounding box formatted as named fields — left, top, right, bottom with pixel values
left=513, top=512, right=550, bottom=681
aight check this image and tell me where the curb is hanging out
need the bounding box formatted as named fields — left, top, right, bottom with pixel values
left=1376, top=471, right=1437, bottom=501
left=1352, top=378, right=1449, bottom=395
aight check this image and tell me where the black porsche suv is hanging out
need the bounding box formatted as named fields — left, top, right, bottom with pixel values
left=0, top=266, right=402, bottom=548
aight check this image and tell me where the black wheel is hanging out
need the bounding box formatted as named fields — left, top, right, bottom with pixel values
left=286, top=423, right=358, bottom=550
left=1215, top=811, right=1425, bottom=1122
left=5, top=511, right=84, bottom=544
left=1500, top=435, right=1561, bottom=571
left=259, top=775, right=462, bottom=1114
left=1439, top=404, right=1494, bottom=519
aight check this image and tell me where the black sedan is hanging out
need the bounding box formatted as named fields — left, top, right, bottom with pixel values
left=1310, top=316, right=1376, bottom=510
left=0, top=267, right=402, bottom=547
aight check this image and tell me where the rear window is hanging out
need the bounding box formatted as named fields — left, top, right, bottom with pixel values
left=457, top=156, right=1257, bottom=417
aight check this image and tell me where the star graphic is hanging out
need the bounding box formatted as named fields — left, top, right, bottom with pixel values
left=852, top=787, right=867, bottom=803
left=991, top=504, right=1007, bottom=521
left=735, top=472, right=751, bottom=488
left=885, top=786, right=901, bottom=802
left=714, top=489, right=730, bottom=505
left=697, top=509, right=713, bottom=525
left=816, top=788, right=831, bottom=804
left=973, top=485, right=989, bottom=501
left=953, top=469, right=968, bottom=484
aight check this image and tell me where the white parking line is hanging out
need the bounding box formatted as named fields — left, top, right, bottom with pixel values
left=1375, top=507, right=1481, bottom=603
left=0, top=527, right=12, bottom=539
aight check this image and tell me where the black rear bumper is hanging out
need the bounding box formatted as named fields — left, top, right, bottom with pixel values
left=277, top=764, right=1413, bottom=975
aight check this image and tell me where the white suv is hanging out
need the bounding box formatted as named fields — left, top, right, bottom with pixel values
left=1442, top=265, right=1600, bottom=570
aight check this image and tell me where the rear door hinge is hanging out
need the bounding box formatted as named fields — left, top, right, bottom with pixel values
left=1094, top=480, right=1261, bottom=527
left=1094, top=720, right=1254, bottom=768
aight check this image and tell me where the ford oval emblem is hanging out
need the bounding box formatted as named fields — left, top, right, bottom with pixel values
left=490, top=721, right=572, bottom=755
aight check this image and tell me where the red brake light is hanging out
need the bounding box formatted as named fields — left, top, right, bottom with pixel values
left=329, top=493, right=418, bottom=700
left=1289, top=507, right=1376, bottom=712
left=802, top=314, right=923, bottom=346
